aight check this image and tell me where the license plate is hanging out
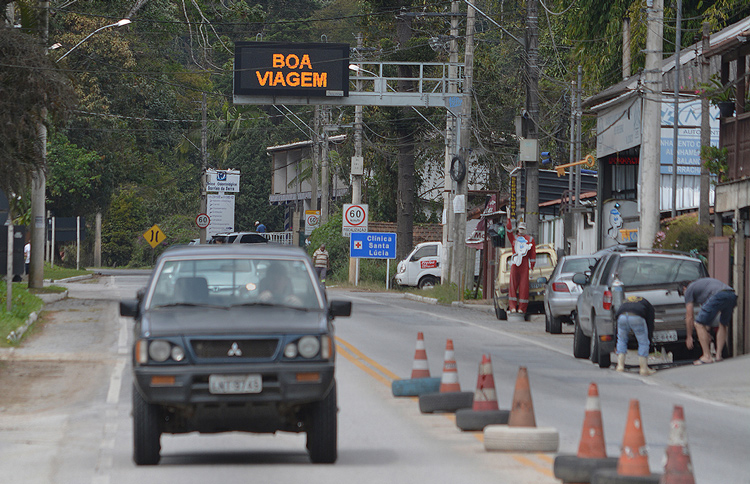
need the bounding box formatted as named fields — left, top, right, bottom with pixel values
left=652, top=330, right=678, bottom=343
left=530, top=282, right=545, bottom=289
left=209, top=374, right=262, bottom=394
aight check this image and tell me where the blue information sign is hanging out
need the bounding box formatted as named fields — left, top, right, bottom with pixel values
left=350, top=232, right=397, bottom=259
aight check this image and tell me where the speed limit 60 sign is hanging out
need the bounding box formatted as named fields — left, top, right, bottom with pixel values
left=195, top=213, right=210, bottom=228
left=342, top=204, right=368, bottom=237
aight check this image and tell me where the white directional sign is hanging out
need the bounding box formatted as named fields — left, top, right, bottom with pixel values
left=342, top=203, right=368, bottom=237
left=206, top=169, right=240, bottom=192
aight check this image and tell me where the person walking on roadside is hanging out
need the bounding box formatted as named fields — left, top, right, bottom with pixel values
left=615, top=295, right=656, bottom=375
left=24, top=241, right=31, bottom=275
left=254, top=221, right=266, bottom=233
left=312, top=243, right=329, bottom=284
left=682, top=277, right=737, bottom=365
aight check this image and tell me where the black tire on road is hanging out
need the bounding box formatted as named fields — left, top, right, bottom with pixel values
left=493, top=296, right=507, bottom=320
left=307, top=382, right=338, bottom=464
left=132, top=385, right=162, bottom=466
left=573, top=317, right=591, bottom=359
left=391, top=377, right=441, bottom=397
left=419, top=391, right=474, bottom=414
left=590, top=468, right=662, bottom=484
left=549, top=314, right=563, bottom=334
left=591, top=324, right=611, bottom=368
left=553, top=455, right=619, bottom=483
left=455, top=408, right=510, bottom=431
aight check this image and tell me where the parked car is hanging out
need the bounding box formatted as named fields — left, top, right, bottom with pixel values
left=120, top=244, right=352, bottom=465
left=395, top=241, right=442, bottom=289
left=493, top=244, right=557, bottom=320
left=543, top=255, right=598, bottom=334
left=211, top=231, right=268, bottom=244
left=572, top=248, right=707, bottom=368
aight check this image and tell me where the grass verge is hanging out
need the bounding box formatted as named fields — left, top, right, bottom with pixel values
left=0, top=263, right=91, bottom=346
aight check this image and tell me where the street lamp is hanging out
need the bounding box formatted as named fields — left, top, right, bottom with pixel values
left=28, top=18, right=131, bottom=287
left=56, top=19, right=131, bottom=62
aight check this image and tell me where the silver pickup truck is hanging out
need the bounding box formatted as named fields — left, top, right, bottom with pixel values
left=572, top=249, right=708, bottom=368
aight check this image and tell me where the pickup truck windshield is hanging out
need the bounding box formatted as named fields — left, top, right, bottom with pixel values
left=616, top=256, right=703, bottom=286
left=149, top=257, right=323, bottom=310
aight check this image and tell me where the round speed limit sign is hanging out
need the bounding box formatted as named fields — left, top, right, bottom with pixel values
left=344, top=205, right=366, bottom=226
left=195, top=213, right=210, bottom=228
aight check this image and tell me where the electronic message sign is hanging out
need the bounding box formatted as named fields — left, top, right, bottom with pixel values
left=234, top=42, right=349, bottom=98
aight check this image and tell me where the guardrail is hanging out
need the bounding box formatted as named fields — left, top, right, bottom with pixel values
left=264, top=231, right=295, bottom=245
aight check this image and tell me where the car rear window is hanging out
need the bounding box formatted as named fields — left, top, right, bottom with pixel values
left=562, top=257, right=597, bottom=274
left=617, top=256, right=704, bottom=286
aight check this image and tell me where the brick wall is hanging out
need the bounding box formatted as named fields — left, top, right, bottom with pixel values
left=367, top=222, right=442, bottom=245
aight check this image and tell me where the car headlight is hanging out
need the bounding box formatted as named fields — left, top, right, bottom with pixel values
left=149, top=340, right=172, bottom=362
left=298, top=336, right=320, bottom=358
left=397, top=262, right=406, bottom=274
left=284, top=343, right=298, bottom=358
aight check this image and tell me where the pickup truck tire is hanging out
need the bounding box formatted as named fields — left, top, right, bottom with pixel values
left=307, top=382, right=338, bottom=464
left=132, top=386, right=162, bottom=466
left=591, top=324, right=611, bottom=368
left=418, top=275, right=438, bottom=290
left=573, top=316, right=591, bottom=359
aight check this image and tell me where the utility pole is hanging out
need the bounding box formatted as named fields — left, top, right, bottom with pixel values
left=310, top=106, right=320, bottom=213
left=671, top=0, right=682, bottom=218
left=451, top=2, right=474, bottom=292
left=524, top=0, right=540, bottom=238
left=320, top=106, right=330, bottom=224
left=699, top=22, right=711, bottom=225
left=349, top=34, right=364, bottom=285
left=442, top=0, right=459, bottom=283
left=640, top=0, right=663, bottom=249
left=29, top=0, right=50, bottom=288
left=200, top=92, right=208, bottom=244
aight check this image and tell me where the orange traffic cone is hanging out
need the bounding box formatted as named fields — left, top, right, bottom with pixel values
left=661, top=405, right=696, bottom=484
left=617, top=399, right=651, bottom=476
left=472, top=355, right=499, bottom=411
left=507, top=366, right=536, bottom=427
left=577, top=382, right=607, bottom=459
left=410, top=332, right=431, bottom=379
left=439, top=339, right=461, bottom=393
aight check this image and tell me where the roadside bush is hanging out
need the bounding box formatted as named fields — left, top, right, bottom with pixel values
left=653, top=213, right=728, bottom=259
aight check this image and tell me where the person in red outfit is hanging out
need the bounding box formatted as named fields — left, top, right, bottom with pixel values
left=506, top=215, right=537, bottom=313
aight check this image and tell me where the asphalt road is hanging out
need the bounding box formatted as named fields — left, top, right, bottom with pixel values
left=1, top=274, right=747, bottom=483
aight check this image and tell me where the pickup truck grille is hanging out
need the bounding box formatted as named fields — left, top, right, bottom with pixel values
left=190, top=338, right=279, bottom=359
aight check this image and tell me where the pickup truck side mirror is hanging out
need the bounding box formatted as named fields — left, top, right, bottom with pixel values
left=329, top=300, right=352, bottom=318
left=572, top=273, right=588, bottom=286
left=120, top=299, right=140, bottom=318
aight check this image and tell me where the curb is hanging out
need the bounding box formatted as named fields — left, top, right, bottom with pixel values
left=7, top=290, right=68, bottom=344
left=46, top=273, right=96, bottom=284
left=404, top=293, right=438, bottom=305
left=451, top=301, right=495, bottom=314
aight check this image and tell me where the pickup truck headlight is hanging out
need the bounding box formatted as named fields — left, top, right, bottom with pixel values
left=135, top=339, right=186, bottom=364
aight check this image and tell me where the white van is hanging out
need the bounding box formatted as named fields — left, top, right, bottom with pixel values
left=395, top=242, right=442, bottom=289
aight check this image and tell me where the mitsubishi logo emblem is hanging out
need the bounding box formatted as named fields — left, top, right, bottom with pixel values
left=227, top=342, right=242, bottom=357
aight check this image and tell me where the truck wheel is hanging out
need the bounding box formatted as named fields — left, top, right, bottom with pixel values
left=418, top=275, right=438, bottom=290
left=493, top=296, right=507, bottom=320
left=591, top=325, right=611, bottom=368
left=573, top=316, right=591, bottom=359
left=307, top=382, right=337, bottom=464
left=132, top=385, right=161, bottom=466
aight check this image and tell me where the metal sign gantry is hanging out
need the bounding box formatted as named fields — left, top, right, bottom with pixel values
left=233, top=61, right=466, bottom=111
